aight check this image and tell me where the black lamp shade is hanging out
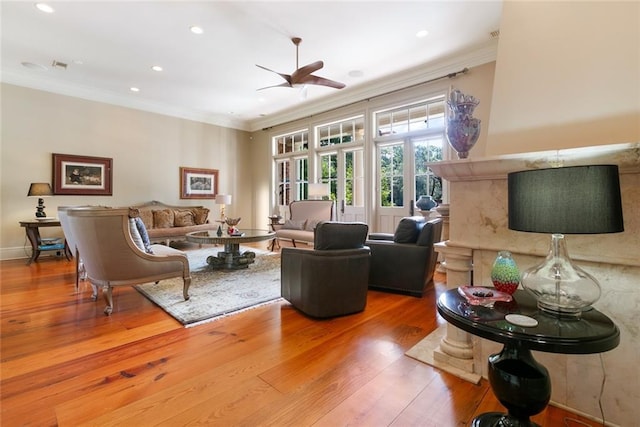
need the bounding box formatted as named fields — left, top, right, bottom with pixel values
left=508, top=165, right=624, bottom=234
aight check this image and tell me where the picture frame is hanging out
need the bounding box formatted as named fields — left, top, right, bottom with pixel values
left=52, top=153, right=113, bottom=196
left=180, top=167, right=218, bottom=199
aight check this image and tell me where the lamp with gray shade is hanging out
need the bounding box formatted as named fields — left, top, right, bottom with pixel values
left=508, top=165, right=624, bottom=317
left=27, top=182, right=53, bottom=218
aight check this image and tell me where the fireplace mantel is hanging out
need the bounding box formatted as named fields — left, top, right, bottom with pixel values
left=425, top=142, right=639, bottom=425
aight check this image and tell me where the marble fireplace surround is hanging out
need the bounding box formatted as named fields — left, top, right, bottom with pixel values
left=427, top=143, right=639, bottom=426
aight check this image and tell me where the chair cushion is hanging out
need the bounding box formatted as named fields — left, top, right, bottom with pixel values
left=393, top=216, right=426, bottom=243
left=314, top=221, right=369, bottom=250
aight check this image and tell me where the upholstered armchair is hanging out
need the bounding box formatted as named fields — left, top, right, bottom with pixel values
left=366, top=217, right=443, bottom=297
left=61, top=207, right=192, bottom=315
left=281, top=221, right=370, bottom=318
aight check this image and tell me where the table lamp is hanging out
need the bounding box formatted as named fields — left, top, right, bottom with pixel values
left=508, top=165, right=624, bottom=317
left=308, top=183, right=329, bottom=200
left=215, top=194, right=232, bottom=220
left=27, top=182, right=53, bottom=218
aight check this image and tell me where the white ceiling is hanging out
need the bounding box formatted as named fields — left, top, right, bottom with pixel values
left=1, top=1, right=503, bottom=131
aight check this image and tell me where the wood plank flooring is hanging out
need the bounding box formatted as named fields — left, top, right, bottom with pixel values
left=1, top=241, right=597, bottom=426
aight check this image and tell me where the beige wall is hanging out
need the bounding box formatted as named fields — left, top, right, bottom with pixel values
left=487, top=1, right=640, bottom=155
left=1, top=83, right=252, bottom=260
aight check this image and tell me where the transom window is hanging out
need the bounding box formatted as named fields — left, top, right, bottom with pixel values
left=376, top=96, right=445, bottom=136
left=274, top=129, right=308, bottom=155
left=316, top=116, right=364, bottom=147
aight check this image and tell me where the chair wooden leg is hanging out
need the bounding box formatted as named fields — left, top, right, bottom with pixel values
left=102, top=285, right=113, bottom=315
left=183, top=277, right=192, bottom=300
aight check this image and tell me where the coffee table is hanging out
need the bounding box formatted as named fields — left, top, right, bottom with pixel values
left=186, top=229, right=275, bottom=270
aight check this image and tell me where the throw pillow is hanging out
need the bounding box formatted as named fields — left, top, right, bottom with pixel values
left=135, top=217, right=154, bottom=254
left=282, top=219, right=306, bottom=230
left=393, top=217, right=425, bottom=243
left=192, top=207, right=210, bottom=225
left=153, top=209, right=174, bottom=228
left=128, top=218, right=146, bottom=252
left=304, top=219, right=321, bottom=231
left=138, top=210, right=154, bottom=230
left=174, top=210, right=195, bottom=227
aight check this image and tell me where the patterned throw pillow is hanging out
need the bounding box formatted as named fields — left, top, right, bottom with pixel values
left=174, top=210, right=195, bottom=227
left=152, top=209, right=174, bottom=228
left=128, top=218, right=146, bottom=252
left=192, top=207, right=210, bottom=225
left=134, top=217, right=154, bottom=254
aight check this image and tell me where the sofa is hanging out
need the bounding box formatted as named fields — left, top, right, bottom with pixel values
left=274, top=200, right=334, bottom=247
left=129, top=201, right=217, bottom=245
left=281, top=221, right=370, bottom=318
left=366, top=217, right=443, bottom=297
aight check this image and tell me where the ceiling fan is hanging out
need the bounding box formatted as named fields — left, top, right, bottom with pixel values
left=256, top=37, right=345, bottom=91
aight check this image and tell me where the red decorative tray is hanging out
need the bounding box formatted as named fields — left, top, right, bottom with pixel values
left=458, top=286, right=513, bottom=306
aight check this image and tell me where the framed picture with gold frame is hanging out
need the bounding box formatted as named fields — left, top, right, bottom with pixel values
left=180, top=167, right=218, bottom=199
left=52, top=153, right=113, bottom=195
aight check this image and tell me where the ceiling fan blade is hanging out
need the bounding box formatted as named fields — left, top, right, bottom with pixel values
left=256, top=82, right=292, bottom=91
left=255, top=64, right=292, bottom=85
left=300, top=74, right=346, bottom=89
left=291, top=61, right=324, bottom=80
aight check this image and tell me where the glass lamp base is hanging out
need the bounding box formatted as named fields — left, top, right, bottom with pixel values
left=522, top=234, right=601, bottom=318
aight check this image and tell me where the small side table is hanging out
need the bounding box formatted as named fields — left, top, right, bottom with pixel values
left=19, top=219, right=72, bottom=265
left=267, top=216, right=282, bottom=251
left=437, top=288, right=619, bottom=427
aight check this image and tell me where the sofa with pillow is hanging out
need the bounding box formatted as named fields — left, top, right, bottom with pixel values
left=274, top=200, right=334, bottom=247
left=365, top=216, right=443, bottom=297
left=129, top=200, right=216, bottom=245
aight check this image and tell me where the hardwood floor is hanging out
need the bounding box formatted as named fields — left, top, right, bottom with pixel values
left=1, top=242, right=596, bottom=426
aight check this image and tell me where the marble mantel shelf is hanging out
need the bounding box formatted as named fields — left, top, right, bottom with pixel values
left=427, top=142, right=640, bottom=181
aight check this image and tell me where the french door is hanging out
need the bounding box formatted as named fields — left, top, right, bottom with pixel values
left=318, top=147, right=365, bottom=222
left=375, top=135, right=443, bottom=233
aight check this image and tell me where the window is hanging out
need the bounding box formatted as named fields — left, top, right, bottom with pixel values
left=273, top=129, right=309, bottom=205
left=317, top=116, right=364, bottom=147
left=376, top=96, right=445, bottom=136
left=379, top=144, right=404, bottom=207
left=414, top=137, right=443, bottom=202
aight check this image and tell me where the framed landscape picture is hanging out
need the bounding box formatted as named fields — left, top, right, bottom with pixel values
left=180, top=167, right=218, bottom=199
left=52, top=153, right=113, bottom=195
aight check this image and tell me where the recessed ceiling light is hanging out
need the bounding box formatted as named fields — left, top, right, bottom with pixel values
left=35, top=3, right=54, bottom=13
left=130, top=87, right=140, bottom=92
left=151, top=65, right=163, bottom=72
left=190, top=26, right=203, bottom=35
left=348, top=70, right=364, bottom=78
left=416, top=30, right=429, bottom=38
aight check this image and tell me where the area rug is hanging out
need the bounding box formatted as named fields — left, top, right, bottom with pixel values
left=134, top=247, right=282, bottom=327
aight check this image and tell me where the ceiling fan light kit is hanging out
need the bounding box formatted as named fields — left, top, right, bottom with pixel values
left=256, top=37, right=345, bottom=91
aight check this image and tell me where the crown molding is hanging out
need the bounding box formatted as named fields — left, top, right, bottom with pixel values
left=1, top=71, right=251, bottom=131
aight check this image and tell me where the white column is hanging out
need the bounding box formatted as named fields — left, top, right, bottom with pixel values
left=407, top=241, right=480, bottom=383
left=434, top=204, right=450, bottom=272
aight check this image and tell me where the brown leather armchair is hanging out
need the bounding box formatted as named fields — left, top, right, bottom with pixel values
left=281, top=221, right=370, bottom=318
left=366, top=217, right=443, bottom=297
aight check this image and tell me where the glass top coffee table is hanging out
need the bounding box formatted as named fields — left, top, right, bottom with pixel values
left=186, top=229, right=275, bottom=270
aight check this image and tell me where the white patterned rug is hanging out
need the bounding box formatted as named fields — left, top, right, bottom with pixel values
left=134, top=247, right=282, bottom=327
